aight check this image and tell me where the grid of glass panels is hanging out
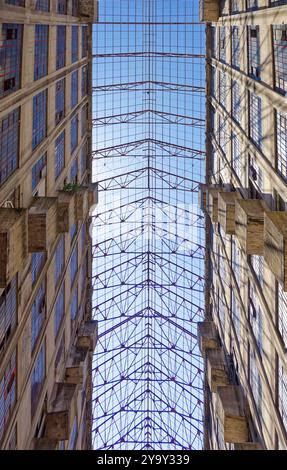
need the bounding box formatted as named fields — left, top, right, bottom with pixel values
left=55, top=130, right=65, bottom=180
left=249, top=347, right=262, bottom=417
left=250, top=255, right=264, bottom=287
left=71, top=26, right=78, bottom=63
left=70, top=247, right=78, bottom=288
left=249, top=283, right=263, bottom=353
left=231, top=26, right=240, bottom=69
left=31, top=342, right=45, bottom=415
left=32, top=153, right=46, bottom=191
left=219, top=70, right=227, bottom=109
left=70, top=158, right=78, bottom=183
left=249, top=92, right=262, bottom=149
left=276, top=110, right=287, bottom=180
left=0, top=351, right=16, bottom=443
left=0, top=107, right=19, bottom=186
left=57, top=0, right=67, bottom=14
left=56, top=26, right=66, bottom=70
left=70, top=115, right=78, bottom=154
left=278, top=358, right=287, bottom=429
left=34, top=25, right=48, bottom=81
left=232, top=133, right=242, bottom=180
left=72, top=0, right=78, bottom=16
left=54, top=284, right=65, bottom=338
left=31, top=252, right=46, bottom=284
left=248, top=26, right=260, bottom=79
left=278, top=282, right=287, bottom=346
left=55, top=78, right=65, bottom=125
left=0, top=277, right=17, bottom=355
left=0, top=24, right=23, bottom=98
left=81, top=104, right=87, bottom=137
left=231, top=292, right=241, bottom=339
left=70, top=222, right=77, bottom=243
left=82, top=26, right=88, bottom=58
left=71, top=70, right=78, bottom=108
left=31, top=281, right=46, bottom=352
left=70, top=288, right=78, bottom=322
left=54, top=235, right=64, bottom=286
left=273, top=25, right=287, bottom=94
left=32, top=90, right=47, bottom=150
left=35, top=0, right=50, bottom=11
left=232, top=80, right=241, bottom=125
left=231, top=238, right=241, bottom=286
left=219, top=26, right=226, bottom=63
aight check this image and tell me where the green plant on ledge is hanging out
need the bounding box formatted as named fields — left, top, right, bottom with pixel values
left=62, top=182, right=82, bottom=192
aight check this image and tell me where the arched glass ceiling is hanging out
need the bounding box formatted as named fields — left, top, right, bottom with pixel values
left=91, top=0, right=205, bottom=450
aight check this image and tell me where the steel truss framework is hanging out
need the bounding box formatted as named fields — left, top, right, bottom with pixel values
left=91, top=0, right=205, bottom=450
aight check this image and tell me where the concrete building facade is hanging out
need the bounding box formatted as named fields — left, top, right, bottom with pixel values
left=200, top=0, right=287, bottom=450
left=0, top=0, right=98, bottom=449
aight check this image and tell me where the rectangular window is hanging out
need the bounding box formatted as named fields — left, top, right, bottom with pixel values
left=82, top=26, right=88, bottom=58
left=57, top=0, right=67, bottom=14
left=32, top=153, right=46, bottom=191
left=249, top=347, right=262, bottom=417
left=250, top=255, right=264, bottom=287
left=70, top=115, right=78, bottom=154
left=31, top=342, right=45, bottom=415
left=70, top=288, right=78, bottom=322
left=246, top=0, right=258, bottom=10
left=273, top=25, right=287, bottom=94
left=70, top=222, right=77, bottom=243
left=81, top=142, right=87, bottom=176
left=31, top=281, right=46, bottom=352
left=35, top=0, right=50, bottom=11
left=232, top=80, right=241, bottom=125
left=32, top=90, right=47, bottom=150
left=70, top=247, right=78, bottom=288
left=218, top=71, right=227, bottom=109
left=219, top=27, right=226, bottom=63
left=210, top=26, right=216, bottom=59
left=0, top=108, right=20, bottom=186
left=5, top=0, right=25, bottom=5
left=231, top=26, right=240, bottom=69
left=55, top=78, right=65, bottom=126
left=249, top=284, right=263, bottom=353
left=248, top=26, right=260, bottom=79
left=31, top=252, right=46, bottom=285
left=54, top=235, right=64, bottom=286
left=0, top=277, right=17, bottom=354
left=276, top=110, right=287, bottom=181
left=34, top=25, right=48, bottom=81
left=0, top=24, right=23, bottom=97
left=70, top=158, right=78, bottom=183
left=81, top=104, right=88, bottom=138
left=54, top=284, right=65, bottom=338
left=249, top=92, right=262, bottom=149
left=278, top=358, right=287, bottom=429
left=231, top=238, right=241, bottom=286
left=55, top=131, right=65, bottom=180
left=56, top=26, right=66, bottom=70
left=231, top=0, right=239, bottom=13
left=218, top=114, right=227, bottom=154
left=231, top=293, right=240, bottom=339
left=278, top=282, right=287, bottom=346
left=210, top=66, right=215, bottom=98
left=68, top=416, right=78, bottom=450
left=72, top=0, right=78, bottom=16
left=231, top=133, right=242, bottom=180
left=71, top=70, right=78, bottom=108
left=0, top=351, right=16, bottom=443
left=81, top=66, right=88, bottom=98
left=71, top=26, right=78, bottom=63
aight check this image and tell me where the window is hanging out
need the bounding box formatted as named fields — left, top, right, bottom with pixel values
left=81, top=223, right=86, bottom=254
left=0, top=108, right=20, bottom=186
left=273, top=25, right=287, bottom=94
left=0, top=351, right=16, bottom=443
left=231, top=293, right=240, bottom=339
left=81, top=66, right=88, bottom=98
left=57, top=0, right=67, bottom=14
left=55, top=131, right=65, bottom=180
left=32, top=90, right=47, bottom=150
left=0, top=277, right=17, bottom=354
left=249, top=347, right=262, bottom=417
left=218, top=71, right=227, bottom=109
left=82, top=254, right=87, bottom=291
left=55, top=78, right=65, bottom=125
left=71, top=115, right=78, bottom=154
left=31, top=281, right=46, bottom=351
left=70, top=159, right=78, bottom=183
left=81, top=104, right=88, bottom=138
left=54, top=284, right=65, bottom=338
left=31, top=342, right=45, bottom=415
left=250, top=255, right=264, bottom=287
left=231, top=238, right=241, bottom=286
left=276, top=110, right=287, bottom=181
left=5, top=0, right=25, bottom=4
left=54, top=235, right=64, bottom=286
left=70, top=288, right=78, bottom=322
left=248, top=26, right=260, bottom=79
left=55, top=333, right=65, bottom=371
left=218, top=114, right=227, bottom=154
left=0, top=24, right=23, bottom=98
left=71, top=26, right=78, bottom=63
left=249, top=284, right=263, bottom=353
left=56, top=26, right=66, bottom=70
left=231, top=0, right=239, bottom=13
left=278, top=282, right=287, bottom=346
left=246, top=0, right=258, bottom=10
left=35, top=0, right=50, bottom=11
left=70, top=247, right=78, bottom=288
left=210, top=26, right=216, bottom=59
left=72, top=0, right=78, bottom=16
left=32, top=153, right=46, bottom=191
left=231, top=133, right=242, bottom=180
left=278, top=358, right=287, bottom=429
left=219, top=27, right=226, bottom=63
left=31, top=252, right=46, bottom=285
left=70, top=222, right=77, bottom=243
left=34, top=25, right=48, bottom=81
left=68, top=416, right=78, bottom=449
left=231, top=26, right=240, bottom=69
left=81, top=142, right=87, bottom=176
left=249, top=92, right=262, bottom=149
left=82, top=26, right=88, bottom=58
left=71, top=70, right=78, bottom=108
left=231, top=80, right=241, bottom=125
left=210, top=67, right=215, bottom=98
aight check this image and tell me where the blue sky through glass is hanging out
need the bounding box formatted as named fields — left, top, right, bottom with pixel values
left=91, top=0, right=205, bottom=450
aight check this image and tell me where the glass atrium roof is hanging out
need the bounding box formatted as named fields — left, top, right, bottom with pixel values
left=91, top=0, right=205, bottom=450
